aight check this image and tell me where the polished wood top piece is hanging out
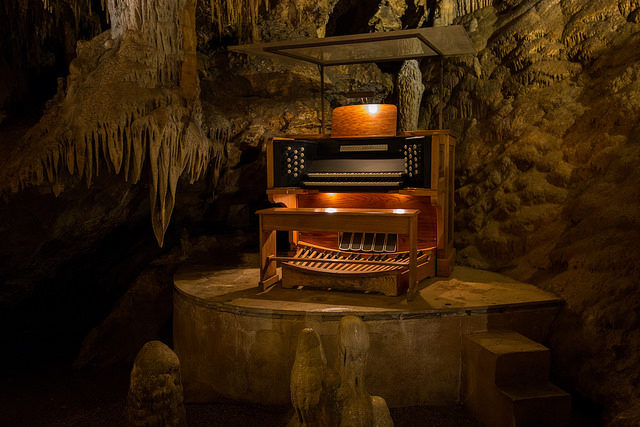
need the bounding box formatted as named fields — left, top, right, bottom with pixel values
left=331, top=104, right=397, bottom=138
left=256, top=207, right=420, bottom=217
left=283, top=129, right=457, bottom=139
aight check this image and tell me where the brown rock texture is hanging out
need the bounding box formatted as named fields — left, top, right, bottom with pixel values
left=608, top=401, right=640, bottom=426
left=416, top=0, right=640, bottom=421
left=288, top=318, right=393, bottom=427
left=397, top=60, right=425, bottom=132
left=126, top=340, right=187, bottom=427
left=1, top=0, right=221, bottom=247
left=1, top=0, right=639, bottom=423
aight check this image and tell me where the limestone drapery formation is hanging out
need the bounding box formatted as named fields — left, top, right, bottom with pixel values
left=208, top=0, right=267, bottom=40
left=2, top=0, right=224, bottom=246
left=434, top=0, right=494, bottom=26
left=37, top=0, right=269, bottom=40
left=397, top=60, right=425, bottom=132
left=125, top=340, right=187, bottom=427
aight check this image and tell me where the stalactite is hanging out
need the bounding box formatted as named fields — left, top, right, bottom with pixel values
left=208, top=0, right=268, bottom=40
left=434, top=0, right=494, bottom=26
left=2, top=0, right=225, bottom=247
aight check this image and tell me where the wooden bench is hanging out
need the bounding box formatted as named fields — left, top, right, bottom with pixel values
left=256, top=207, right=421, bottom=299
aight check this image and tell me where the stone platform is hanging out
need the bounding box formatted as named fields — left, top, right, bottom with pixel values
left=173, top=261, right=562, bottom=408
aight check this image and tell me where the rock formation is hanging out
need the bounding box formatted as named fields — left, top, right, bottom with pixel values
left=289, top=328, right=336, bottom=426
left=337, top=316, right=375, bottom=427
left=608, top=402, right=640, bottom=427
left=1, top=0, right=640, bottom=424
left=369, top=0, right=408, bottom=31
left=289, top=317, right=393, bottom=427
left=1, top=0, right=223, bottom=247
left=397, top=60, right=425, bottom=132
left=418, top=0, right=640, bottom=421
left=434, top=0, right=493, bottom=26
left=125, top=340, right=187, bottom=426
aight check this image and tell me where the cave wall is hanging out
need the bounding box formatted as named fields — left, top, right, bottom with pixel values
left=0, top=0, right=106, bottom=118
left=0, top=0, right=221, bottom=370
left=1, top=0, right=639, bottom=423
left=420, top=1, right=640, bottom=419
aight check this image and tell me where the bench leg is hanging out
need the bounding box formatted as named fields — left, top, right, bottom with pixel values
left=259, top=221, right=277, bottom=291
left=407, top=215, right=418, bottom=301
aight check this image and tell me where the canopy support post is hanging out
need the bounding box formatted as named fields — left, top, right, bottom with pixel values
left=439, top=56, right=444, bottom=130
left=319, top=64, right=325, bottom=134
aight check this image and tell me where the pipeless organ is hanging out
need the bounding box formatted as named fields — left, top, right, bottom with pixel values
left=260, top=130, right=456, bottom=298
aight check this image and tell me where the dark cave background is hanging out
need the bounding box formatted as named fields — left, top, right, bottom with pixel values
left=1, top=0, right=640, bottom=425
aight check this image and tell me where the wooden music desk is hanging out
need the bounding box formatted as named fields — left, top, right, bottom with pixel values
left=256, top=207, right=420, bottom=299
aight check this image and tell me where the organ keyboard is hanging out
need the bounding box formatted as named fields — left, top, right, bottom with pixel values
left=262, top=129, right=456, bottom=299
left=270, top=136, right=431, bottom=190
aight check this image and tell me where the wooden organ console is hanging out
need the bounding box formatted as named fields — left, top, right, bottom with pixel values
left=257, top=107, right=456, bottom=300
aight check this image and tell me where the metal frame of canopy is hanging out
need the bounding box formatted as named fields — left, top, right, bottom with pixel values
left=229, top=26, right=475, bottom=133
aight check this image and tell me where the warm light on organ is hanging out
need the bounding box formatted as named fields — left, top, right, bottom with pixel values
left=258, top=105, right=456, bottom=299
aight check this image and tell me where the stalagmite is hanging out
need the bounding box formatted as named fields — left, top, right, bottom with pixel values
left=338, top=316, right=374, bottom=427
left=397, top=60, right=425, bottom=132
left=125, top=341, right=187, bottom=427
left=289, top=328, right=333, bottom=426
left=289, top=317, right=393, bottom=427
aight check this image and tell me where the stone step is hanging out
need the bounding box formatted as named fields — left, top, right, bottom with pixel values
left=463, top=330, right=571, bottom=427
left=464, top=330, right=550, bottom=386
left=499, top=382, right=571, bottom=427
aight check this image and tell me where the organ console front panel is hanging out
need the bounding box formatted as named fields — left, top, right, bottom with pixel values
left=261, top=129, right=456, bottom=299
left=270, top=135, right=431, bottom=189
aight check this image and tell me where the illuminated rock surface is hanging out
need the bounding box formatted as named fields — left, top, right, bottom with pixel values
left=0, top=0, right=639, bottom=424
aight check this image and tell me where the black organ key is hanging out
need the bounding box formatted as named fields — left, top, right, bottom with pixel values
left=373, top=234, right=386, bottom=252
left=385, top=234, right=398, bottom=252
left=362, top=233, right=375, bottom=251
left=350, top=233, right=364, bottom=251
left=339, top=232, right=353, bottom=251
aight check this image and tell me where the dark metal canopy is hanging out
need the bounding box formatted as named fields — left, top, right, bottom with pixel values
left=229, top=26, right=475, bottom=132
left=229, top=26, right=475, bottom=66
